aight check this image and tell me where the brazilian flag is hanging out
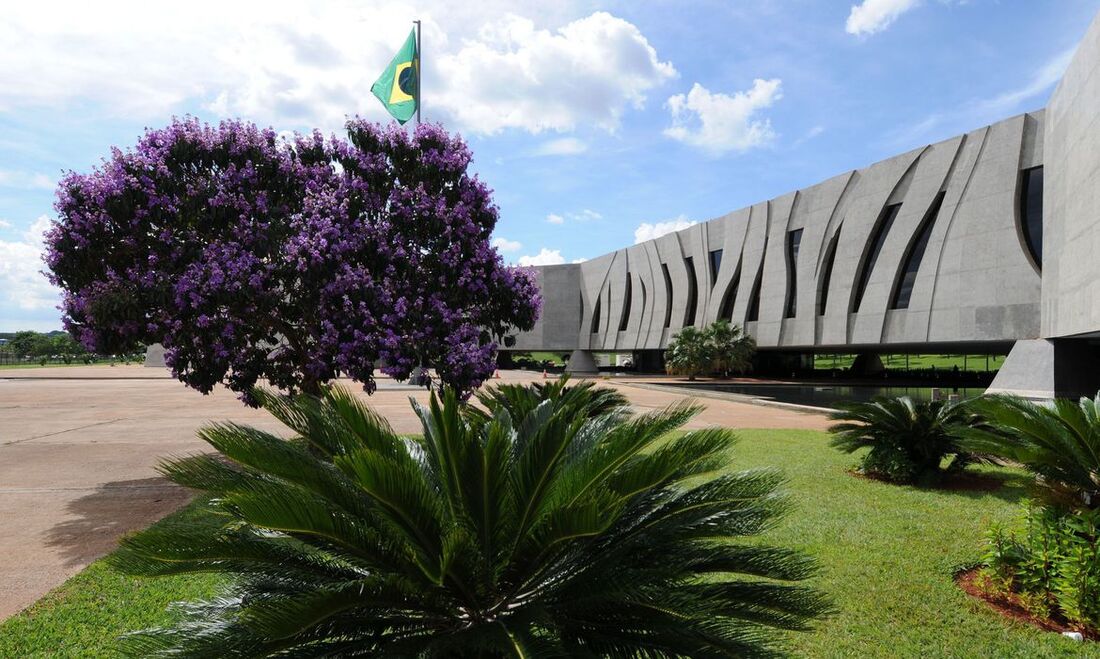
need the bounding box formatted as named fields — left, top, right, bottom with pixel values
left=371, top=30, right=418, bottom=124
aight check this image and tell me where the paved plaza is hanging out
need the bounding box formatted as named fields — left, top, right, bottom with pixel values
left=0, top=366, right=829, bottom=620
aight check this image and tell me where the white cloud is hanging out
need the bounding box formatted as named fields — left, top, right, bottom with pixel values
left=518, top=248, right=566, bottom=266
left=664, top=80, right=782, bottom=154
left=530, top=137, right=588, bottom=156
left=0, top=219, right=12, bottom=230
left=437, top=12, right=676, bottom=134
left=0, top=215, right=59, bottom=312
left=0, top=4, right=673, bottom=136
left=492, top=236, right=523, bottom=252
left=0, top=170, right=54, bottom=190
left=887, top=46, right=1074, bottom=148
left=634, top=215, right=696, bottom=244
left=547, top=209, right=602, bottom=225
left=976, top=46, right=1075, bottom=115
left=571, top=258, right=587, bottom=263
left=846, top=0, right=921, bottom=36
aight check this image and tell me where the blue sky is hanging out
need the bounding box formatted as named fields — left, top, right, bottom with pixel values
left=1, top=0, right=1097, bottom=331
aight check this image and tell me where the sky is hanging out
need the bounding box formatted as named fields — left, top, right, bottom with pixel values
left=1, top=0, right=1097, bottom=331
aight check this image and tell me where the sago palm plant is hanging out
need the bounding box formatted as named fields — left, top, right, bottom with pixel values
left=465, top=376, right=629, bottom=427
left=664, top=325, right=714, bottom=380
left=113, top=381, right=828, bottom=657
left=708, top=320, right=755, bottom=378
left=828, top=396, right=977, bottom=484
left=958, top=394, right=1100, bottom=511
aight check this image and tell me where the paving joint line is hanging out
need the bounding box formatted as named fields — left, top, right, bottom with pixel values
left=3, top=418, right=129, bottom=446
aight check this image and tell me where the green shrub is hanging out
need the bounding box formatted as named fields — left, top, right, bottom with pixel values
left=110, top=381, right=828, bottom=656
left=958, top=394, right=1100, bottom=511
left=665, top=320, right=755, bottom=380
left=983, top=506, right=1100, bottom=628
left=828, top=396, right=979, bottom=485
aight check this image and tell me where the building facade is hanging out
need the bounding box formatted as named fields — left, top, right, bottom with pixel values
left=507, top=12, right=1100, bottom=398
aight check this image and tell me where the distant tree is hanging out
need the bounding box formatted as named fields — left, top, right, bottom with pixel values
left=665, top=321, right=756, bottom=380
left=49, top=333, right=85, bottom=364
left=709, top=320, right=756, bottom=378
left=664, top=326, right=714, bottom=380
left=46, top=118, right=540, bottom=403
left=8, top=331, right=47, bottom=358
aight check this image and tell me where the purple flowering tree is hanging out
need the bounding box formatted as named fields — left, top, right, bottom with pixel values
left=45, top=118, right=540, bottom=403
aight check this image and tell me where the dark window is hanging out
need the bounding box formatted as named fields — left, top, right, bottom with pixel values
left=891, top=192, right=945, bottom=309
left=709, top=249, right=723, bottom=286
left=718, top=261, right=742, bottom=320
left=640, top=279, right=647, bottom=319
left=1020, top=166, right=1043, bottom=269
left=683, top=257, right=698, bottom=327
left=746, top=274, right=762, bottom=322
left=618, top=273, right=632, bottom=331
left=818, top=230, right=840, bottom=316
left=590, top=292, right=602, bottom=334
left=746, top=234, right=768, bottom=323
left=661, top=263, right=673, bottom=328
left=853, top=203, right=902, bottom=312
left=785, top=229, right=803, bottom=318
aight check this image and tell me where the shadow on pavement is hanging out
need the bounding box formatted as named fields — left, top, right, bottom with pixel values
left=44, top=477, right=190, bottom=567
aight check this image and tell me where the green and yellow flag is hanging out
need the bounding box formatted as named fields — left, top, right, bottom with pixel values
left=371, top=29, right=419, bottom=124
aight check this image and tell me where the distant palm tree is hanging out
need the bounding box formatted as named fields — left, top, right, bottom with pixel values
left=829, top=396, right=977, bottom=484
left=709, top=320, right=756, bottom=378
left=113, top=381, right=829, bottom=657
left=664, top=325, right=713, bottom=380
left=958, top=394, right=1100, bottom=511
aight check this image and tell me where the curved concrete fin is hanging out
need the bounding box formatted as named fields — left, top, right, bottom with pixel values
left=836, top=145, right=928, bottom=345
left=704, top=208, right=751, bottom=322
left=876, top=133, right=968, bottom=344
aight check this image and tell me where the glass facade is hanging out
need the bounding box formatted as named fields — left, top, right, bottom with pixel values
left=661, top=263, right=673, bottom=328
left=746, top=275, right=762, bottom=322
left=818, top=230, right=840, bottom=316
left=709, top=249, right=723, bottom=286
left=853, top=203, right=902, bottom=312
left=683, top=257, right=698, bottom=326
left=618, top=273, right=632, bottom=331
left=785, top=229, right=803, bottom=318
left=891, top=192, right=945, bottom=309
left=590, top=292, right=601, bottom=333
left=1020, top=166, right=1043, bottom=269
left=718, top=262, right=741, bottom=320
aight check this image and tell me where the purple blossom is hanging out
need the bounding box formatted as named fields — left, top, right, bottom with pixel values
left=46, top=117, right=540, bottom=403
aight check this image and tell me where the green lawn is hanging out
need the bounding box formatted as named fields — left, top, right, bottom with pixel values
left=1, top=430, right=1094, bottom=657
left=813, top=353, right=1006, bottom=373
left=0, top=362, right=131, bottom=370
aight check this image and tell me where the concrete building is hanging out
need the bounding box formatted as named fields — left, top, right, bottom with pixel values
left=506, top=12, right=1100, bottom=398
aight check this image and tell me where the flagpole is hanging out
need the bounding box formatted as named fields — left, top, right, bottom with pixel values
left=414, top=19, right=422, bottom=125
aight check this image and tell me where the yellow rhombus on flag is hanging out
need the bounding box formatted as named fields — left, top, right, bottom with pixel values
left=371, top=29, right=418, bottom=124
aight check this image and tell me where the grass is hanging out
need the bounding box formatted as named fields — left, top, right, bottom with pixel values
left=0, top=502, right=222, bottom=657
left=813, top=353, right=1006, bottom=373
left=1, top=430, right=1095, bottom=657
left=528, top=351, right=567, bottom=365
left=0, top=362, right=136, bottom=370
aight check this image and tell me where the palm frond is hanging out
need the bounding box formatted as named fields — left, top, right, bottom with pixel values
left=118, top=379, right=827, bottom=657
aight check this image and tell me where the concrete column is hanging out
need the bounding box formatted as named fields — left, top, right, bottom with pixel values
left=988, top=338, right=1100, bottom=399
left=143, top=343, right=166, bottom=368
left=564, top=349, right=599, bottom=375
left=851, top=353, right=885, bottom=376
